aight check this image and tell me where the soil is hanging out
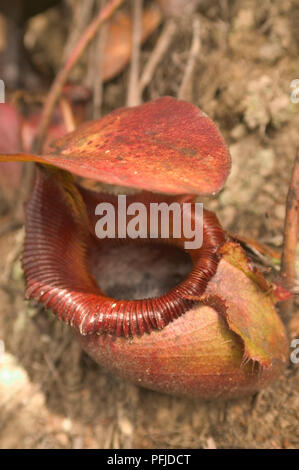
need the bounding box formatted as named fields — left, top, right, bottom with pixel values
left=0, top=0, right=299, bottom=449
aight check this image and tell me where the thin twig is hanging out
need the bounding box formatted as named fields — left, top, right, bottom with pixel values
left=59, top=97, right=76, bottom=133
left=177, top=16, right=201, bottom=101
left=63, top=0, right=95, bottom=62
left=280, top=151, right=299, bottom=317
left=92, top=0, right=108, bottom=118
left=139, top=19, right=177, bottom=96
left=126, top=0, right=143, bottom=107
left=33, top=0, right=124, bottom=154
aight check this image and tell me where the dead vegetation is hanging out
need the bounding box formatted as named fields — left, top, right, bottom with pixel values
left=0, top=0, right=299, bottom=449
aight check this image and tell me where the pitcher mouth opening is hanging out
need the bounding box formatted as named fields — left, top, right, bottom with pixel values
left=22, top=168, right=226, bottom=338
left=88, top=240, right=193, bottom=301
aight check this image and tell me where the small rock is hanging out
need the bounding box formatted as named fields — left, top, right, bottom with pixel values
left=269, top=95, right=294, bottom=128
left=204, top=437, right=217, bottom=449
left=230, top=123, right=247, bottom=140
left=118, top=417, right=133, bottom=436
left=233, top=9, right=255, bottom=31
left=259, top=42, right=283, bottom=64
left=62, top=418, right=72, bottom=433
left=256, top=149, right=275, bottom=177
